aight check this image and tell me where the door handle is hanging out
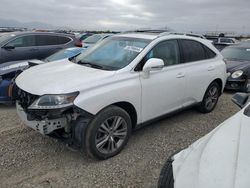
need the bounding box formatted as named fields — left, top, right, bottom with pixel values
left=208, top=66, right=215, bottom=71
left=176, top=72, right=185, bottom=78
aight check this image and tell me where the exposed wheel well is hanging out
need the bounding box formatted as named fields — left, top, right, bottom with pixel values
left=111, top=102, right=137, bottom=129
left=213, top=78, right=223, bottom=95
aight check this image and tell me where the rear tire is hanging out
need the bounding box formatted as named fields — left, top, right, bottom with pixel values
left=83, top=106, right=132, bottom=160
left=197, top=82, right=220, bottom=113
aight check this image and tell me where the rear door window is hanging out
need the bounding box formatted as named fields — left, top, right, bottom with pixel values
left=179, top=39, right=207, bottom=63
left=35, top=35, right=71, bottom=46
left=57, top=36, right=71, bottom=44
left=203, top=45, right=216, bottom=59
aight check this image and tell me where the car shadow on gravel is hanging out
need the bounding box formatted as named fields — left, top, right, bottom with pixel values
left=0, top=103, right=15, bottom=109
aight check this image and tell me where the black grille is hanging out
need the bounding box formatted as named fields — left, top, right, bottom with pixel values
left=16, top=86, right=38, bottom=110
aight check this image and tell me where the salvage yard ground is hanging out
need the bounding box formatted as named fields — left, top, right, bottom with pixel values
left=0, top=93, right=238, bottom=188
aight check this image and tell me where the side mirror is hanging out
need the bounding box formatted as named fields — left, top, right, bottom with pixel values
left=231, top=92, right=249, bottom=108
left=2, top=45, right=15, bottom=50
left=143, top=58, right=164, bottom=74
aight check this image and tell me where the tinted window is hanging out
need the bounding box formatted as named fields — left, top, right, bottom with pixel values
left=57, top=36, right=71, bottom=44
left=145, top=40, right=180, bottom=66
left=180, top=40, right=206, bottom=62
left=35, top=35, right=71, bottom=46
left=7, top=35, right=36, bottom=47
left=203, top=45, right=216, bottom=59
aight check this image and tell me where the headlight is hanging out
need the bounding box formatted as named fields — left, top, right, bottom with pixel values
left=28, top=92, right=79, bottom=109
left=231, top=70, right=243, bottom=78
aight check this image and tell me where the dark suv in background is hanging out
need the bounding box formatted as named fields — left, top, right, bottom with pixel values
left=0, top=32, right=80, bottom=64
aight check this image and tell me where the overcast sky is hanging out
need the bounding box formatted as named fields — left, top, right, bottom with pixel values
left=0, top=0, right=249, bottom=33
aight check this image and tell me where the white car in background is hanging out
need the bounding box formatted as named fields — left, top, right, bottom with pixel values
left=158, top=93, right=250, bottom=188
left=15, top=32, right=227, bottom=160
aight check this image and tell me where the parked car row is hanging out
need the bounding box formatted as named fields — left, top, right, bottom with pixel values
left=206, top=36, right=239, bottom=51
left=1, top=30, right=250, bottom=187
left=0, top=31, right=113, bottom=104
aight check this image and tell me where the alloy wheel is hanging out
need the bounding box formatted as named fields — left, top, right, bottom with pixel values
left=95, top=116, right=128, bottom=154
left=205, top=86, right=219, bottom=111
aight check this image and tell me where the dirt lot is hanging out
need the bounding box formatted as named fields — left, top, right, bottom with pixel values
left=0, top=93, right=238, bottom=188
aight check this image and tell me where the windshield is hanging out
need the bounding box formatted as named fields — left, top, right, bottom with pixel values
left=75, top=37, right=150, bottom=70
left=221, top=47, right=250, bottom=61
left=83, top=35, right=103, bottom=44
left=45, top=48, right=82, bottom=62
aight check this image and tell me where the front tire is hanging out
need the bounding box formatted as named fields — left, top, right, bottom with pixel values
left=158, top=159, right=174, bottom=188
left=197, top=82, right=220, bottom=113
left=84, top=106, right=132, bottom=160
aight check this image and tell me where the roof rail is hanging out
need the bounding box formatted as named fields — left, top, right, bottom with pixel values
left=123, top=29, right=171, bottom=34
left=158, top=32, right=206, bottom=39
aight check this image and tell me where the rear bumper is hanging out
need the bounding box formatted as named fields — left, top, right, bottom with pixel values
left=16, top=102, right=68, bottom=135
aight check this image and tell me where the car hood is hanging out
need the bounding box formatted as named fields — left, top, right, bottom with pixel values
left=226, top=60, right=250, bottom=73
left=0, top=59, right=44, bottom=76
left=172, top=106, right=250, bottom=188
left=15, top=59, right=116, bottom=95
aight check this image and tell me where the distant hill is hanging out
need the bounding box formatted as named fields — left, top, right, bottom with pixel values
left=0, top=18, right=68, bottom=30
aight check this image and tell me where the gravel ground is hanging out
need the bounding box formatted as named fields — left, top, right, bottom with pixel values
left=0, top=93, right=239, bottom=188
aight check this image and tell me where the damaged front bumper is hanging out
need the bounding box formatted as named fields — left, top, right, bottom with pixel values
left=16, top=102, right=68, bottom=135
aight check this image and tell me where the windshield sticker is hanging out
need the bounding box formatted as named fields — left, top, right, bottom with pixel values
left=124, top=46, right=143, bottom=53
left=246, top=49, right=250, bottom=51
left=0, top=62, right=28, bottom=71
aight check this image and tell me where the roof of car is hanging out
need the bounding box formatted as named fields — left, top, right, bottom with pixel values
left=3, top=31, right=74, bottom=37
left=116, top=33, right=159, bottom=40
left=115, top=32, right=209, bottom=42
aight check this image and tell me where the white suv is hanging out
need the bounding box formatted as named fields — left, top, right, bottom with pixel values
left=15, top=32, right=227, bottom=159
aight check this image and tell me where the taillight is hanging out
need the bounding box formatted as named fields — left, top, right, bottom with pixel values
left=75, top=40, right=82, bottom=47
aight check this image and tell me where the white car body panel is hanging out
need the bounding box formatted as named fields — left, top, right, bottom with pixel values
left=140, top=64, right=187, bottom=122
left=15, top=60, right=116, bottom=95
left=172, top=105, right=250, bottom=188
left=16, top=33, right=227, bottom=125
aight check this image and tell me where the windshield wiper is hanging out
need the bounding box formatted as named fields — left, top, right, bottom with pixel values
left=78, top=61, right=105, bottom=70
